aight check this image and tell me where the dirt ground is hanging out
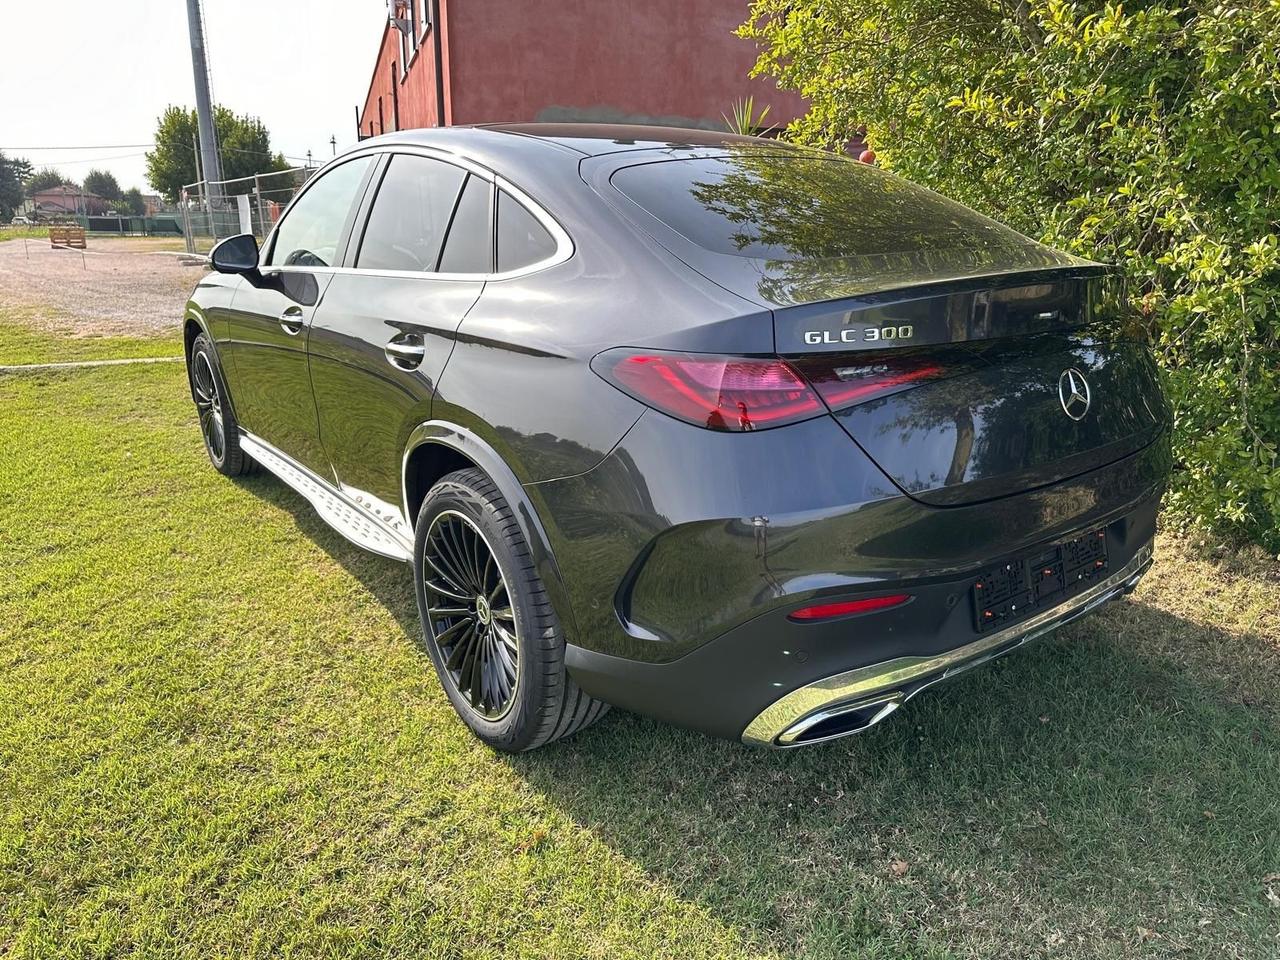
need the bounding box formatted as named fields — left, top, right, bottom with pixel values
left=0, top=236, right=205, bottom=336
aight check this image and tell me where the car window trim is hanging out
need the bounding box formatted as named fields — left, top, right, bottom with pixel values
left=261, top=143, right=571, bottom=283
left=435, top=173, right=493, bottom=274
left=337, top=153, right=390, bottom=268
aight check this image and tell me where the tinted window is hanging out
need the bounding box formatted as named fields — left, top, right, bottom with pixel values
left=266, top=156, right=372, bottom=267
left=357, top=154, right=466, bottom=272
left=496, top=190, right=556, bottom=272
left=610, top=153, right=1036, bottom=263
left=437, top=174, right=492, bottom=274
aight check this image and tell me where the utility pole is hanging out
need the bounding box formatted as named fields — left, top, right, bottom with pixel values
left=185, top=0, right=223, bottom=212
left=330, top=135, right=337, bottom=156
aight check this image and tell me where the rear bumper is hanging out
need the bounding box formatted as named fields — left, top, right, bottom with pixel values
left=560, top=489, right=1162, bottom=742
left=742, top=540, right=1152, bottom=746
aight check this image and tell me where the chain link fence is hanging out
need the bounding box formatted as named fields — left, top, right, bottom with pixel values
left=180, top=167, right=314, bottom=253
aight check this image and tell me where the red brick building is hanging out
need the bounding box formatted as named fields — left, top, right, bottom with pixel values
left=357, top=0, right=806, bottom=138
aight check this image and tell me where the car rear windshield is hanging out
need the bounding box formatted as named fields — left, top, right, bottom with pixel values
left=609, top=153, right=1033, bottom=263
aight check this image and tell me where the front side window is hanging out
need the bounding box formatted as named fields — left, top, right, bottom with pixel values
left=496, top=189, right=556, bottom=273
left=356, top=154, right=466, bottom=272
left=265, top=156, right=372, bottom=268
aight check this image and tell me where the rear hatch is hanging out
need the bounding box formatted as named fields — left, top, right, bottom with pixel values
left=777, top=276, right=1168, bottom=505
left=599, top=147, right=1170, bottom=506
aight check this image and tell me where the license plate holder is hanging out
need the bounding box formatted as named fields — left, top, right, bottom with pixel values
left=973, top=528, right=1108, bottom=632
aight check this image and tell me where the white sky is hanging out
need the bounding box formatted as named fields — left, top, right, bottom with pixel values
left=0, top=0, right=387, bottom=193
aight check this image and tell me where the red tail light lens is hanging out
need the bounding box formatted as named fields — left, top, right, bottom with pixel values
left=788, top=593, right=911, bottom=622
left=790, top=354, right=951, bottom=411
left=593, top=349, right=824, bottom=431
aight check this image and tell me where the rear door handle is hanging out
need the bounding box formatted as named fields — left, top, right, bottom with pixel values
left=279, top=305, right=305, bottom=335
left=385, top=334, right=426, bottom=370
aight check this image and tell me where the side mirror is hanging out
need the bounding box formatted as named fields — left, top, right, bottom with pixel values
left=209, top=233, right=260, bottom=274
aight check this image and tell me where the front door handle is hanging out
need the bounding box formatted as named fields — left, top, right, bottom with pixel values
left=385, top=334, right=426, bottom=371
left=279, top=305, right=305, bottom=335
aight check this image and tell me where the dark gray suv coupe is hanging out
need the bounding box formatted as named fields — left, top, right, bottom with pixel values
left=184, top=124, right=1170, bottom=751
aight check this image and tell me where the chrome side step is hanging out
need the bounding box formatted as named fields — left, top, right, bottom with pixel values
left=239, top=431, right=414, bottom=563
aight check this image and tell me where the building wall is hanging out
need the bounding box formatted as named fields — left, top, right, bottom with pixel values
left=443, top=0, right=805, bottom=130
left=360, top=18, right=441, bottom=138
left=30, top=188, right=107, bottom=216
left=359, top=1, right=805, bottom=137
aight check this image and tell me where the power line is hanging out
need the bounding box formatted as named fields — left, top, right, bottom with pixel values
left=36, top=152, right=150, bottom=166
left=0, top=143, right=155, bottom=150
left=5, top=142, right=316, bottom=165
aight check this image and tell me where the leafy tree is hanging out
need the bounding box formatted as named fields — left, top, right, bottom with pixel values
left=83, top=168, right=122, bottom=202
left=0, top=151, right=28, bottom=221
left=741, top=0, right=1280, bottom=547
left=122, top=187, right=146, bottom=216
left=145, top=105, right=290, bottom=203
left=25, top=168, right=69, bottom=195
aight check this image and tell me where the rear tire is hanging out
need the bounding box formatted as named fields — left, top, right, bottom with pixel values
left=413, top=467, right=609, bottom=752
left=189, top=333, right=253, bottom=476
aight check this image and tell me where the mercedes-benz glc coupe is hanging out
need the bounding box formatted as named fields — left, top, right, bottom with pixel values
left=184, top=124, right=1170, bottom=751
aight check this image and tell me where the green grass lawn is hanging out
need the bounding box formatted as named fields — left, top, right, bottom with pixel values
left=0, top=226, right=54, bottom=242
left=0, top=311, right=182, bottom=366
left=1, top=359, right=1278, bottom=959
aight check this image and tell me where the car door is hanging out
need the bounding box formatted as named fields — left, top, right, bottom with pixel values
left=221, top=154, right=377, bottom=476
left=307, top=150, right=491, bottom=518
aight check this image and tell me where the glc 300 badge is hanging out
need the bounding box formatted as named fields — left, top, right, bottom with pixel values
left=1058, top=367, right=1092, bottom=420
left=803, top=325, right=914, bottom=345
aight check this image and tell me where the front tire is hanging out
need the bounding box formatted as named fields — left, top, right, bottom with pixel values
left=189, top=333, right=253, bottom=476
left=413, top=467, right=608, bottom=752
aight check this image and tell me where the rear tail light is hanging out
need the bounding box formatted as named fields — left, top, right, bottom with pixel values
left=593, top=347, right=962, bottom=431
left=592, top=349, right=824, bottom=431
left=788, top=593, right=912, bottom=622
left=789, top=353, right=951, bottom=411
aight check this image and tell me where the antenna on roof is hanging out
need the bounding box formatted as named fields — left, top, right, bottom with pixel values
left=388, top=0, right=412, bottom=35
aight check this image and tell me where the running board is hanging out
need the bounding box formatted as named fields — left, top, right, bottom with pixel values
left=239, top=431, right=414, bottom=563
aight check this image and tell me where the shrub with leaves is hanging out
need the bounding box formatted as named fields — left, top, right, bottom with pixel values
left=740, top=0, right=1280, bottom=547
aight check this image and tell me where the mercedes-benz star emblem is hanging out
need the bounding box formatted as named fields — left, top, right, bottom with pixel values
left=1058, top=368, right=1092, bottom=420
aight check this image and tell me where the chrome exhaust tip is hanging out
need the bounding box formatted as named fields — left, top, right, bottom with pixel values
left=776, top=691, right=905, bottom=746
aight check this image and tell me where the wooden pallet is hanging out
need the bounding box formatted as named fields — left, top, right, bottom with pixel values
left=48, top=225, right=87, bottom=249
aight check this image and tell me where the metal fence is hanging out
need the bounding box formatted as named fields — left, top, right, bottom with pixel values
left=180, top=167, right=313, bottom=253
left=84, top=214, right=184, bottom=236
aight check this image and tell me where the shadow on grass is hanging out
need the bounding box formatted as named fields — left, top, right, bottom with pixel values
left=232, top=471, right=422, bottom=633
left=235, top=472, right=1280, bottom=955
left=511, top=606, right=1280, bottom=955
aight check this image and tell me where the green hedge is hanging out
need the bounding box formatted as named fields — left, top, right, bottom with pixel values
left=741, top=0, right=1280, bottom=547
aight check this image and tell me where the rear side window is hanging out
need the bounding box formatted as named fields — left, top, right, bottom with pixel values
left=266, top=156, right=372, bottom=267
left=437, top=174, right=492, bottom=274
left=496, top=189, right=556, bottom=273
left=609, top=153, right=1034, bottom=263
left=357, top=154, right=466, bottom=272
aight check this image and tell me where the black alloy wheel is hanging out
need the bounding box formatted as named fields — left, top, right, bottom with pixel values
left=421, top=509, right=521, bottom=719
left=191, top=350, right=226, bottom=464
left=189, top=333, right=253, bottom=476
left=413, top=468, right=609, bottom=751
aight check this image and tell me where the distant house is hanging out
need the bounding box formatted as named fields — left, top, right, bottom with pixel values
left=357, top=0, right=806, bottom=138
left=30, top=185, right=107, bottom=217
left=142, top=193, right=165, bottom=216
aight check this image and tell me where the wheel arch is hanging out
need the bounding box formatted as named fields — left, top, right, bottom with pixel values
left=402, top=421, right=582, bottom=648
